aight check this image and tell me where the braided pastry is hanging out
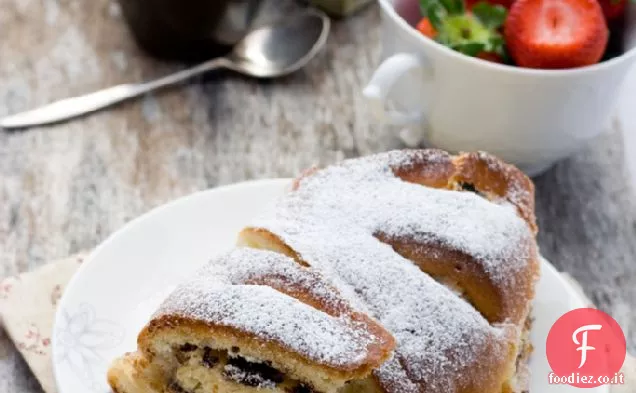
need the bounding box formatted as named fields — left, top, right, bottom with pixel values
left=108, top=149, right=539, bottom=393
left=108, top=248, right=394, bottom=393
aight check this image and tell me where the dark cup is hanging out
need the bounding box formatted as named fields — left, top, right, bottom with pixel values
left=117, top=0, right=263, bottom=61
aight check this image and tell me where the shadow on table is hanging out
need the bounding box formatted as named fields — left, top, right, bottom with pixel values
left=532, top=126, right=636, bottom=351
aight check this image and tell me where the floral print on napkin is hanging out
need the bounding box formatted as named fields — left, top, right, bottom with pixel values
left=0, top=254, right=85, bottom=393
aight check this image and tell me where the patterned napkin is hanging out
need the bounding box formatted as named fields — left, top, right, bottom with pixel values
left=0, top=254, right=634, bottom=393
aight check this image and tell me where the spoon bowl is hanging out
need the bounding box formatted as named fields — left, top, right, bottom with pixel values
left=0, top=10, right=330, bottom=129
left=229, top=10, right=330, bottom=78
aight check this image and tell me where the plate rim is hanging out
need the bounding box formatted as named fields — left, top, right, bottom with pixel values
left=51, top=177, right=603, bottom=393
left=51, top=178, right=291, bottom=392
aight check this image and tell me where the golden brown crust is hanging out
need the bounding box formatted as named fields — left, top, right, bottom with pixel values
left=138, top=316, right=393, bottom=378
left=237, top=228, right=305, bottom=265
left=379, top=149, right=540, bottom=324
left=245, top=149, right=539, bottom=325
left=241, top=227, right=527, bottom=393
left=385, top=149, right=537, bottom=234
left=377, top=233, right=537, bottom=324
left=137, top=257, right=397, bottom=376
left=111, top=248, right=396, bottom=393
left=109, top=249, right=396, bottom=393
left=452, top=151, right=537, bottom=233
left=107, top=352, right=164, bottom=393
left=389, top=149, right=457, bottom=189
left=239, top=268, right=397, bottom=365
left=240, top=149, right=539, bottom=393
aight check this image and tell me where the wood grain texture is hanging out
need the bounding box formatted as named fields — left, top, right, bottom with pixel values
left=0, top=0, right=634, bottom=392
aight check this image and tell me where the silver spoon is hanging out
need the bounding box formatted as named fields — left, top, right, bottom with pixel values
left=0, top=10, right=330, bottom=129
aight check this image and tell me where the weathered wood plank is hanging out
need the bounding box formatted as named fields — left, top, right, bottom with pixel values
left=0, top=0, right=634, bottom=392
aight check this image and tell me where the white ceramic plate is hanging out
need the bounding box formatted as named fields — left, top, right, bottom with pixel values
left=52, top=178, right=606, bottom=393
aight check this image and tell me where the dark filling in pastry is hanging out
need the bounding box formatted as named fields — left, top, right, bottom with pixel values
left=179, top=343, right=198, bottom=352
left=173, top=343, right=319, bottom=391
left=515, top=347, right=525, bottom=369
left=457, top=182, right=490, bottom=199
left=287, top=384, right=317, bottom=393
left=168, top=381, right=187, bottom=393
left=223, top=356, right=285, bottom=386
left=459, top=182, right=478, bottom=193
left=202, top=347, right=220, bottom=368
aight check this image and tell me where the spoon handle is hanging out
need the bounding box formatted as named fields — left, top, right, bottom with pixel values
left=0, top=57, right=230, bottom=129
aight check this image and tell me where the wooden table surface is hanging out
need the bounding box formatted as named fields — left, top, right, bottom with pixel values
left=1, top=0, right=636, bottom=392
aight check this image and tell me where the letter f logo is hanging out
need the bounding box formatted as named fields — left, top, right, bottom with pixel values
left=573, top=324, right=603, bottom=368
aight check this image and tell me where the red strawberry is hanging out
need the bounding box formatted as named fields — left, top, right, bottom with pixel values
left=417, top=18, right=437, bottom=38
left=504, top=0, right=609, bottom=68
left=598, top=0, right=627, bottom=20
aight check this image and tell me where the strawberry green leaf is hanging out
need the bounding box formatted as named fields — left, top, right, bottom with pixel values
left=424, top=3, right=446, bottom=31
left=486, top=35, right=507, bottom=57
left=420, top=0, right=440, bottom=16
left=420, top=0, right=509, bottom=61
left=455, top=0, right=466, bottom=13
left=487, top=35, right=504, bottom=50
left=471, top=3, right=507, bottom=29
left=452, top=42, right=486, bottom=56
left=439, top=0, right=464, bottom=15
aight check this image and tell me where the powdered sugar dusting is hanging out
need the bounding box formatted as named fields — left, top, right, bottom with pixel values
left=156, top=248, right=376, bottom=367
left=250, top=151, right=533, bottom=391
left=259, top=151, right=532, bottom=292
left=206, top=248, right=351, bottom=314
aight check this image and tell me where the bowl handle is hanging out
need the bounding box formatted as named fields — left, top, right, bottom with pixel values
left=363, top=53, right=433, bottom=146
